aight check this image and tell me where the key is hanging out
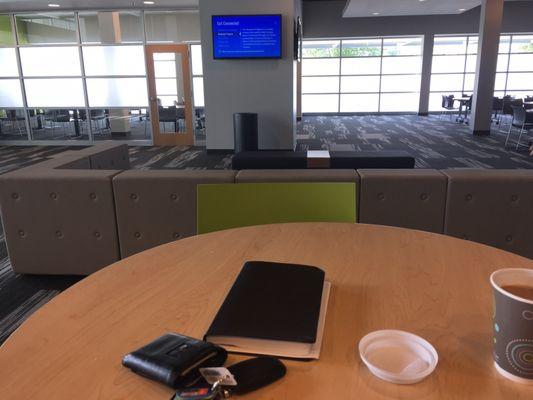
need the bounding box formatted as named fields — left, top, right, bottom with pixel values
left=171, top=386, right=218, bottom=400
left=171, top=378, right=231, bottom=400
left=172, top=357, right=285, bottom=399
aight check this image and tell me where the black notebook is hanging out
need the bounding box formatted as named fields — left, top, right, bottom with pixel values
left=204, top=261, right=331, bottom=360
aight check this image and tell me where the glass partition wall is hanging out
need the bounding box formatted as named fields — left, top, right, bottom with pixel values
left=0, top=15, right=27, bottom=141
left=0, top=11, right=202, bottom=145
left=190, top=44, right=205, bottom=143
left=498, top=34, right=533, bottom=99
left=302, top=36, right=423, bottom=113
left=429, top=33, right=533, bottom=111
left=429, top=35, right=480, bottom=111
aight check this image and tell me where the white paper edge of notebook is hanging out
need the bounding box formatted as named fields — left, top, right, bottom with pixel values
left=208, top=281, right=331, bottom=360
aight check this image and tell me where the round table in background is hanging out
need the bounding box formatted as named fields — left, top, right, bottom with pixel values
left=0, top=223, right=532, bottom=399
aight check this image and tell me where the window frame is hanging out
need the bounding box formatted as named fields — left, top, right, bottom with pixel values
left=429, top=33, right=533, bottom=111
left=301, top=36, right=423, bottom=114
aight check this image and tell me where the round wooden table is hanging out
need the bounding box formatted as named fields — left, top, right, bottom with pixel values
left=1, top=223, right=533, bottom=399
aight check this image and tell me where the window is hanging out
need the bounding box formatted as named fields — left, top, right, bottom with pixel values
left=20, top=47, right=81, bottom=76
left=429, top=33, right=533, bottom=110
left=86, top=78, right=148, bottom=107
left=302, top=37, right=423, bottom=113
left=0, top=16, right=26, bottom=141
left=191, top=44, right=204, bottom=107
left=153, top=52, right=180, bottom=107
left=15, top=12, right=77, bottom=44
left=145, top=11, right=200, bottom=43
left=429, top=35, right=477, bottom=111
left=78, top=11, right=143, bottom=44
left=497, top=34, right=533, bottom=98
left=82, top=42, right=148, bottom=142
left=0, top=14, right=15, bottom=45
left=0, top=48, right=19, bottom=77
left=24, top=79, right=85, bottom=108
left=82, top=45, right=146, bottom=76
left=0, top=79, right=24, bottom=107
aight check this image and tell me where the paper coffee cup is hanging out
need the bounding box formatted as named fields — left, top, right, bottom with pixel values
left=491, top=268, right=533, bottom=384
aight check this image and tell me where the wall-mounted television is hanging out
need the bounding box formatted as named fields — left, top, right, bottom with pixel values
left=212, top=14, right=282, bottom=59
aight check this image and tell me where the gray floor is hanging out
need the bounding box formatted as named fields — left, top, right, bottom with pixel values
left=297, top=114, right=533, bottom=169
left=2, top=115, right=533, bottom=170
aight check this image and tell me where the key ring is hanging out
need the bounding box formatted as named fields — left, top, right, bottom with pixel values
left=212, top=378, right=231, bottom=399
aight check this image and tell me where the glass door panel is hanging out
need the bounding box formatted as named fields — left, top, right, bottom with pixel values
left=146, top=45, right=193, bottom=146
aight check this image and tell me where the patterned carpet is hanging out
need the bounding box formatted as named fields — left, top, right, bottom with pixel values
left=297, top=115, right=533, bottom=169
left=0, top=114, right=532, bottom=345
left=0, top=224, right=82, bottom=344
left=0, top=115, right=532, bottom=173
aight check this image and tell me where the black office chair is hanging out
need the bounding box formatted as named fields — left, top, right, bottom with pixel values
left=158, top=106, right=178, bottom=132
left=505, top=105, right=533, bottom=150
left=492, top=97, right=504, bottom=124
left=501, top=97, right=522, bottom=129
left=43, top=109, right=72, bottom=137
left=78, top=109, right=107, bottom=135
left=462, top=94, right=473, bottom=123
left=441, top=94, right=456, bottom=120
left=91, top=109, right=108, bottom=134
left=0, top=109, right=26, bottom=136
left=175, top=107, right=187, bottom=132
left=195, top=107, right=205, bottom=130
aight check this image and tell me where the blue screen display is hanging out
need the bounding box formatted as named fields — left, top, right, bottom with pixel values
left=212, top=15, right=282, bottom=59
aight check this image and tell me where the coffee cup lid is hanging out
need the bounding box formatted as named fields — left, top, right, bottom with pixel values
left=358, top=330, right=438, bottom=385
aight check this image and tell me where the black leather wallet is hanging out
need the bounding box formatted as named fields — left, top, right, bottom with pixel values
left=122, top=333, right=227, bottom=389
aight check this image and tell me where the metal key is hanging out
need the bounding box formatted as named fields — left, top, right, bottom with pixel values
left=171, top=378, right=231, bottom=400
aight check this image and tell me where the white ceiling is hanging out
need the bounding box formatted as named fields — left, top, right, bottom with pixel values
left=0, top=0, right=199, bottom=12
left=343, top=0, right=482, bottom=18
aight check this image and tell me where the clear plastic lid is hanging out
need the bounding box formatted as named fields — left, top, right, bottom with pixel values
left=358, top=330, right=438, bottom=385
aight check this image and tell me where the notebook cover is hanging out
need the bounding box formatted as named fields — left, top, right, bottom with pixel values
left=205, top=261, right=325, bottom=344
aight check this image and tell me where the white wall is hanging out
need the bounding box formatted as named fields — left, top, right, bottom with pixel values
left=199, top=0, right=297, bottom=150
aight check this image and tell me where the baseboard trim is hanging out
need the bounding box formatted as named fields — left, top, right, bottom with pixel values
left=207, top=148, right=298, bottom=154
left=258, top=148, right=297, bottom=152
left=472, top=130, right=490, bottom=136
left=206, top=149, right=234, bottom=154
left=302, top=112, right=418, bottom=117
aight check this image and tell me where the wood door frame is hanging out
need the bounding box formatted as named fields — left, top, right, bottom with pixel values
left=145, top=44, right=195, bottom=146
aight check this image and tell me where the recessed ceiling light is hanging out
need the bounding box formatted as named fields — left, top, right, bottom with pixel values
left=419, top=0, right=426, bottom=2
left=372, top=12, right=380, bottom=15
left=458, top=8, right=466, bottom=11
left=143, top=1, right=155, bottom=4
left=48, top=3, right=60, bottom=7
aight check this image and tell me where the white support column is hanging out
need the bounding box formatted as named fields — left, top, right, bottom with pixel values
left=470, top=0, right=504, bottom=136
left=97, top=12, right=122, bottom=43
left=199, top=0, right=297, bottom=151
left=418, top=33, right=434, bottom=116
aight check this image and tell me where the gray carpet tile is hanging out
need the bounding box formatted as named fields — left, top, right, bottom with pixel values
left=0, top=235, right=81, bottom=344
left=296, top=115, right=533, bottom=169
left=0, top=114, right=532, bottom=345
left=1, top=115, right=532, bottom=171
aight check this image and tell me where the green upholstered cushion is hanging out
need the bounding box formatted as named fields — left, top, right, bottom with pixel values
left=197, top=182, right=356, bottom=234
